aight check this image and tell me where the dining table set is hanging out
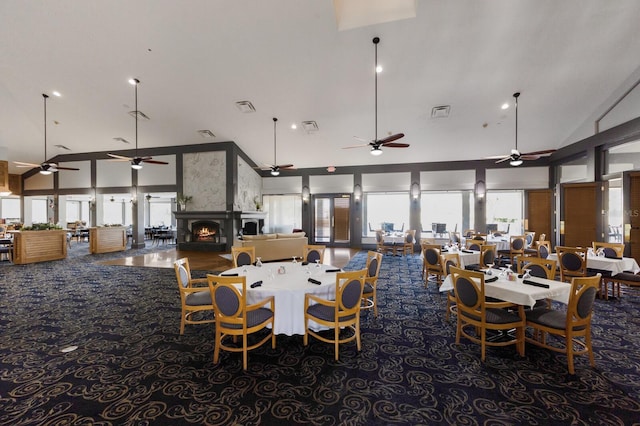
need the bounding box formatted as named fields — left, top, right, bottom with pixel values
left=219, top=260, right=343, bottom=336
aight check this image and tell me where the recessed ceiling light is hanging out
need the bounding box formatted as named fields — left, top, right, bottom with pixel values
left=291, top=124, right=297, bottom=130
left=235, top=100, right=256, bottom=113
left=52, top=91, right=61, bottom=97
left=376, top=65, right=383, bottom=73
left=501, top=103, right=509, bottom=110
left=197, top=129, right=216, bottom=138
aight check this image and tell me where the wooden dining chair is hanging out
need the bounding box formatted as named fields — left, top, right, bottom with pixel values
left=231, top=246, right=255, bottom=268
left=302, top=244, right=326, bottom=264
left=440, top=252, right=461, bottom=320
left=422, top=243, right=444, bottom=288
left=497, top=235, right=525, bottom=266
left=174, top=258, right=215, bottom=334
left=402, top=230, right=417, bottom=255
left=556, top=246, right=589, bottom=283
left=361, top=251, right=383, bottom=317
left=535, top=241, right=551, bottom=259
left=207, top=274, right=275, bottom=370
left=525, top=274, right=601, bottom=375
left=375, top=230, right=396, bottom=256
left=591, top=241, right=624, bottom=258
left=450, top=266, right=526, bottom=362
left=304, top=269, right=367, bottom=360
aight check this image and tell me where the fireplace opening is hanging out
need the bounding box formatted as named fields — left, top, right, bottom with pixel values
left=191, top=220, right=220, bottom=243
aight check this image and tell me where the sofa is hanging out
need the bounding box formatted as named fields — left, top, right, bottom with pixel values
left=234, top=232, right=308, bottom=262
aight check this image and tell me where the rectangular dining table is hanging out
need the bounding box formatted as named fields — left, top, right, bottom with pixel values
left=440, top=271, right=571, bottom=308
left=219, top=262, right=341, bottom=336
left=546, top=253, right=640, bottom=275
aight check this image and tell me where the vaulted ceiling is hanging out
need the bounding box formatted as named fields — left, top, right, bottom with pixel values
left=2, top=0, right=640, bottom=175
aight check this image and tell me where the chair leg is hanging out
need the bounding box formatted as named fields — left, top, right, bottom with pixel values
left=213, top=330, right=221, bottom=364
left=566, top=334, right=575, bottom=375
left=334, top=327, right=340, bottom=361
left=243, top=334, right=248, bottom=370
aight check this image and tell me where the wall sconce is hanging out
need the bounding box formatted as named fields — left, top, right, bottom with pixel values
left=302, top=186, right=310, bottom=203
left=474, top=180, right=486, bottom=200
left=411, top=182, right=421, bottom=200
left=353, top=184, right=362, bottom=202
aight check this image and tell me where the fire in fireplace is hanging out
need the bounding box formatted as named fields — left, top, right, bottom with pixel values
left=191, top=220, right=220, bottom=243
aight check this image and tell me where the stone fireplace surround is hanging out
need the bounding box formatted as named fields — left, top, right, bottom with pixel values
left=174, top=211, right=267, bottom=252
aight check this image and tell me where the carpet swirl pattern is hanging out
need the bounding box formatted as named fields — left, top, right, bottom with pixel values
left=1, top=247, right=639, bottom=425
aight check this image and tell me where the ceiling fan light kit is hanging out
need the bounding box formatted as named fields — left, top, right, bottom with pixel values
left=107, top=78, right=168, bottom=169
left=491, top=91, right=556, bottom=167
left=343, top=36, right=408, bottom=156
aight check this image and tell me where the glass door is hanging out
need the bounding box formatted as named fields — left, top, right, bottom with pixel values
left=313, top=194, right=351, bottom=246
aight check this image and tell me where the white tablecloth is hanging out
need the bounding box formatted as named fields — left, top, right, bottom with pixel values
left=221, top=262, right=340, bottom=336
left=421, top=249, right=479, bottom=268
left=547, top=253, right=640, bottom=275
left=440, top=272, right=571, bottom=308
left=486, top=237, right=510, bottom=251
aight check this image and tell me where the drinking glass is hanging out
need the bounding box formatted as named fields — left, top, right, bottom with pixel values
left=292, top=256, right=298, bottom=264
left=256, top=257, right=263, bottom=267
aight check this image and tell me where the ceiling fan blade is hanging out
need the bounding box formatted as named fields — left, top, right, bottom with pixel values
left=495, top=157, right=511, bottom=164
left=277, top=164, right=295, bottom=169
left=342, top=143, right=372, bottom=149
left=52, top=166, right=80, bottom=171
left=14, top=161, right=41, bottom=167
left=108, top=153, right=132, bottom=160
left=520, top=155, right=541, bottom=161
left=382, top=142, right=410, bottom=148
left=521, top=149, right=556, bottom=156
left=377, top=133, right=405, bottom=144
left=353, top=136, right=370, bottom=143
left=142, top=159, right=169, bottom=165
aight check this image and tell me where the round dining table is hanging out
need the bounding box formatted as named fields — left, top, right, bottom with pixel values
left=219, top=262, right=342, bottom=336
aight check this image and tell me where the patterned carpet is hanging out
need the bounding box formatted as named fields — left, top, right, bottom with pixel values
left=1, top=246, right=639, bottom=425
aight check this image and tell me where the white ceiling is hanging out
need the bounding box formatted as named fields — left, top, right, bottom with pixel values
left=2, top=0, right=640, bottom=175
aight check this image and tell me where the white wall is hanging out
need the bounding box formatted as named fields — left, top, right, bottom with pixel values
left=420, top=170, right=475, bottom=190
left=362, top=172, right=410, bottom=192
left=137, top=155, right=176, bottom=186
left=486, top=167, right=549, bottom=189
left=310, top=174, right=353, bottom=193
left=58, top=161, right=91, bottom=189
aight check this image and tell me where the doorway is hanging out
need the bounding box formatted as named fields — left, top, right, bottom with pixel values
left=312, top=195, right=351, bottom=246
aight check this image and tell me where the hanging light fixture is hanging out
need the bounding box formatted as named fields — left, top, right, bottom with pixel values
left=129, top=79, right=143, bottom=170
left=510, top=92, right=523, bottom=167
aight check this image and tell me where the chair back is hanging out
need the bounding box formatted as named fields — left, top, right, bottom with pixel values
left=208, top=275, right=245, bottom=326
left=405, top=230, right=415, bottom=244
left=536, top=241, right=551, bottom=259
left=479, top=244, right=497, bottom=268
left=303, top=244, right=326, bottom=264
left=510, top=236, right=525, bottom=252
left=515, top=255, right=557, bottom=280
left=422, top=244, right=441, bottom=267
left=366, top=250, right=383, bottom=279
left=441, top=252, right=461, bottom=275
left=524, top=232, right=536, bottom=248
left=450, top=267, right=485, bottom=315
left=463, top=229, right=475, bottom=238
left=473, top=233, right=487, bottom=241
left=450, top=231, right=461, bottom=245
left=466, top=241, right=481, bottom=251
left=591, top=241, right=624, bottom=258
left=232, top=246, right=255, bottom=268
left=567, top=275, right=601, bottom=331
left=556, top=246, right=588, bottom=282
left=174, top=258, right=193, bottom=289
left=336, top=270, right=366, bottom=316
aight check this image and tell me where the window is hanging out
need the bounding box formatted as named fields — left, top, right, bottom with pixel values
left=102, top=195, right=132, bottom=226
left=31, top=198, right=48, bottom=223
left=149, top=201, right=173, bottom=227
left=263, top=195, right=302, bottom=233
left=420, top=191, right=474, bottom=236
left=607, top=179, right=623, bottom=243
left=365, top=192, right=409, bottom=235
left=66, top=200, right=81, bottom=222
left=1, top=197, right=21, bottom=222
left=606, top=139, right=640, bottom=174
left=485, top=191, right=523, bottom=235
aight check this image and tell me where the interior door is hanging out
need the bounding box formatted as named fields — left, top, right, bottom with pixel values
left=525, top=189, right=553, bottom=246
left=313, top=194, right=351, bottom=246
left=561, top=183, right=598, bottom=247
left=627, top=172, right=640, bottom=262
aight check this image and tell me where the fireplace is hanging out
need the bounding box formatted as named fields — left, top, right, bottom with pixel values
left=191, top=220, right=220, bottom=243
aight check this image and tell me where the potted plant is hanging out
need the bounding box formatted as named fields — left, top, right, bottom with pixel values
left=177, top=194, right=193, bottom=211
left=253, top=195, right=262, bottom=211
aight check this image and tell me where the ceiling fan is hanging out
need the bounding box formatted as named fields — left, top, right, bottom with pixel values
left=14, top=94, right=80, bottom=175
left=255, top=117, right=294, bottom=176
left=107, top=78, right=168, bottom=169
left=491, top=92, right=556, bottom=166
left=342, top=36, right=408, bottom=156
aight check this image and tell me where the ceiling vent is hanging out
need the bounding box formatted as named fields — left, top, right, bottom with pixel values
left=301, top=120, right=319, bottom=133
left=54, top=144, right=71, bottom=151
left=128, top=110, right=150, bottom=120
left=197, top=129, right=216, bottom=138
left=235, top=100, right=256, bottom=113
left=113, top=137, right=130, bottom=144
left=431, top=105, right=451, bottom=119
